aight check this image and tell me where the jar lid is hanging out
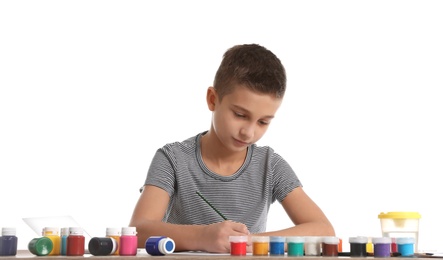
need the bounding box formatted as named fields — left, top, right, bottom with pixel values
left=252, top=236, right=270, bottom=243
left=229, top=236, right=248, bottom=242
left=286, top=236, right=304, bottom=243
left=106, top=227, right=121, bottom=236
left=2, top=227, right=16, bottom=236
left=29, top=237, right=54, bottom=256
left=269, top=236, right=285, bottom=243
left=349, top=236, right=368, bottom=244
left=378, top=212, right=421, bottom=219
left=396, top=237, right=415, bottom=244
left=69, top=227, right=83, bottom=235
left=372, top=237, right=392, bottom=244
left=159, top=237, right=175, bottom=254
left=61, top=227, right=69, bottom=236
left=322, top=236, right=340, bottom=244
left=121, top=227, right=137, bottom=235
left=43, top=227, right=59, bottom=235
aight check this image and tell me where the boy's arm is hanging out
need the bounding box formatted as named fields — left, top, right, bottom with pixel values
left=129, top=185, right=249, bottom=253
left=259, top=186, right=335, bottom=237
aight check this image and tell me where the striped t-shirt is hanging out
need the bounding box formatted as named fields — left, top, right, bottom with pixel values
left=144, top=132, right=302, bottom=233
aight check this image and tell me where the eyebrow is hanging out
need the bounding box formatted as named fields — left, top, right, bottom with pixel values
left=232, top=105, right=275, bottom=119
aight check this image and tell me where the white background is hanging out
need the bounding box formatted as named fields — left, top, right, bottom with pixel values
left=1, top=0, right=442, bottom=252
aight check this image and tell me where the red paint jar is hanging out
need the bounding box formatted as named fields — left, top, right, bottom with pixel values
left=229, top=236, right=248, bottom=256
left=322, top=236, right=340, bottom=257
left=67, top=227, right=85, bottom=256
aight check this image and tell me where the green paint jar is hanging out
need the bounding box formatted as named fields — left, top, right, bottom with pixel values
left=28, top=237, right=53, bottom=256
left=287, top=236, right=305, bottom=256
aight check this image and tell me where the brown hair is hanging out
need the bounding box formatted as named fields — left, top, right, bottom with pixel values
left=213, top=44, right=286, bottom=101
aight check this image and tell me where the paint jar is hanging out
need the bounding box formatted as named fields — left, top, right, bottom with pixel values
left=60, top=227, right=69, bottom=255
left=119, top=227, right=137, bottom=256
left=349, top=236, right=368, bottom=257
left=378, top=212, right=421, bottom=252
left=391, top=237, right=398, bottom=253
left=367, top=237, right=374, bottom=255
left=372, top=237, right=391, bottom=257
left=145, top=236, right=175, bottom=256
left=67, top=227, right=85, bottom=256
left=287, top=236, right=304, bottom=256
left=322, top=236, right=340, bottom=256
left=88, top=237, right=117, bottom=256
left=252, top=236, right=269, bottom=256
left=42, top=227, right=61, bottom=255
left=269, top=236, right=285, bottom=256
left=28, top=237, right=53, bottom=256
left=396, top=237, right=415, bottom=257
left=229, top=236, right=247, bottom=256
left=304, top=236, right=321, bottom=256
left=0, top=227, right=18, bottom=256
left=106, top=227, right=121, bottom=255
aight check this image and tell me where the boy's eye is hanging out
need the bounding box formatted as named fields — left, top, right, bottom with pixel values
left=259, top=120, right=270, bottom=125
left=234, top=112, right=245, bottom=118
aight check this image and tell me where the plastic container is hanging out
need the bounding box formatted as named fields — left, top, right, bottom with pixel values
left=60, top=227, right=69, bottom=255
left=372, top=237, right=391, bottom=258
left=378, top=211, right=421, bottom=252
left=304, top=236, right=321, bottom=256
left=145, top=236, right=175, bottom=256
left=349, top=236, right=368, bottom=257
left=229, top=236, right=247, bottom=256
left=252, top=236, right=269, bottom=256
left=28, top=237, right=53, bottom=256
left=67, top=227, right=85, bottom=256
left=396, top=237, right=415, bottom=257
left=287, top=236, right=304, bottom=256
left=119, top=227, right=137, bottom=256
left=269, top=236, right=285, bottom=256
left=42, top=227, right=60, bottom=255
left=88, top=237, right=117, bottom=256
left=0, top=227, right=18, bottom=256
left=322, top=236, right=340, bottom=257
left=106, top=227, right=121, bottom=255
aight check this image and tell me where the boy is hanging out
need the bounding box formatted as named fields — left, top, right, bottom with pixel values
left=129, top=44, right=335, bottom=253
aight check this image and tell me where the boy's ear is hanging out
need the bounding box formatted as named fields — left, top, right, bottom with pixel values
left=206, top=87, right=217, bottom=111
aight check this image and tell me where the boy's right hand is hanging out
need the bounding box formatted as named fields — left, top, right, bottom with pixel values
left=199, top=220, right=249, bottom=253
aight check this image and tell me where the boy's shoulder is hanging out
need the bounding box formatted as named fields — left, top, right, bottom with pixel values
left=160, top=133, right=201, bottom=151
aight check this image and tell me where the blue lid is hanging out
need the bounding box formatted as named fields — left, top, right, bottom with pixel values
left=165, top=240, right=174, bottom=251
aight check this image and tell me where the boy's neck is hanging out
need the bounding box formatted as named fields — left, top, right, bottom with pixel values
left=200, top=131, right=247, bottom=176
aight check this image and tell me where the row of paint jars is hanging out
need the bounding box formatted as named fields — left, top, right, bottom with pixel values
left=229, top=235, right=415, bottom=257
left=28, top=226, right=138, bottom=256
left=229, top=236, right=342, bottom=256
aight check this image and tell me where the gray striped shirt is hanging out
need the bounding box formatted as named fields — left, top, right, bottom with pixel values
left=144, top=132, right=301, bottom=233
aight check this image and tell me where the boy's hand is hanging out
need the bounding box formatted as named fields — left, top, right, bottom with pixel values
left=199, top=220, right=249, bottom=253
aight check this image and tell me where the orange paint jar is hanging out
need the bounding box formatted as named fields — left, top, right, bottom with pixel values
left=252, top=236, right=269, bottom=256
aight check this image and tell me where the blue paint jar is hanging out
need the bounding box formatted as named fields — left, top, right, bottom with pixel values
left=145, top=236, right=175, bottom=256
left=396, top=237, right=415, bottom=257
left=0, top=227, right=18, bottom=256
left=60, top=227, right=69, bottom=255
left=269, top=236, right=285, bottom=256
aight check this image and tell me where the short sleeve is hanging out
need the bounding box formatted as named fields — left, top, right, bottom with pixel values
left=144, top=147, right=177, bottom=197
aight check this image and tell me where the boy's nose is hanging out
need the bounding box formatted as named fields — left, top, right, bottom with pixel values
left=239, top=124, right=254, bottom=141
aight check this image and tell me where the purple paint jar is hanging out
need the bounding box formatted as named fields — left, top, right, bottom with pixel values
left=372, top=237, right=391, bottom=257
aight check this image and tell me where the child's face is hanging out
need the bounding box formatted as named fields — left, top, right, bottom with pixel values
left=211, top=84, right=282, bottom=152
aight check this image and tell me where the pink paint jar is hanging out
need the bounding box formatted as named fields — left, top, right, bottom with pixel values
left=119, top=227, right=137, bottom=256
